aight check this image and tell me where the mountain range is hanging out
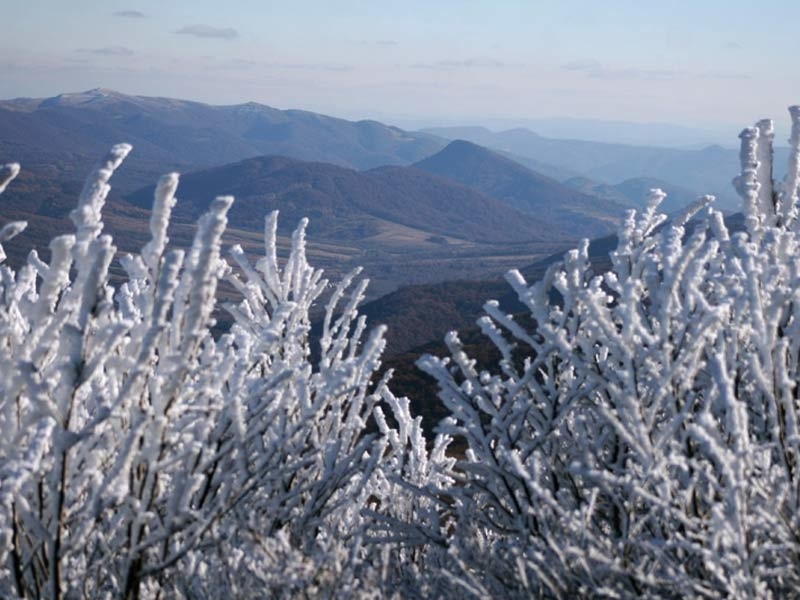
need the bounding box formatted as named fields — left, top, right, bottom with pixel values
left=413, top=140, right=628, bottom=238
left=124, top=138, right=631, bottom=242
left=422, top=125, right=789, bottom=211
left=0, top=88, right=759, bottom=429
left=1, top=88, right=741, bottom=217
left=125, top=153, right=559, bottom=245
left=1, top=88, right=747, bottom=301
left=2, top=89, right=762, bottom=215
left=0, top=88, right=444, bottom=192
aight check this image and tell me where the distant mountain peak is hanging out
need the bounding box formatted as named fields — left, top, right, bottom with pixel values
left=233, top=100, right=262, bottom=108
left=414, top=139, right=628, bottom=238
left=432, top=139, right=516, bottom=162
left=87, top=87, right=118, bottom=96
left=417, top=139, right=536, bottom=176
left=500, top=127, right=541, bottom=138
left=444, top=139, right=483, bottom=150
left=438, top=139, right=490, bottom=155
left=39, top=88, right=125, bottom=107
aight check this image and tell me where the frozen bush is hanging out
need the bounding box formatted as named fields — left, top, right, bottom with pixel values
left=0, top=147, right=447, bottom=599
left=419, top=107, right=800, bottom=598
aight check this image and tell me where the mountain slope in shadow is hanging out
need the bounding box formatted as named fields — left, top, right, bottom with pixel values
left=414, top=140, right=628, bottom=238
left=0, top=88, right=446, bottom=192
left=126, top=154, right=564, bottom=245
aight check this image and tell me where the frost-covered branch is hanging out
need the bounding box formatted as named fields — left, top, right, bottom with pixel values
left=419, top=107, right=800, bottom=597
left=0, top=149, right=446, bottom=599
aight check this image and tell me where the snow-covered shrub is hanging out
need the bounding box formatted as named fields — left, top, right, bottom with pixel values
left=10, top=107, right=800, bottom=600
left=419, top=107, right=800, bottom=597
left=0, top=147, right=447, bottom=599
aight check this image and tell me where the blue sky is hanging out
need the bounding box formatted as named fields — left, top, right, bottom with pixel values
left=2, top=1, right=798, bottom=134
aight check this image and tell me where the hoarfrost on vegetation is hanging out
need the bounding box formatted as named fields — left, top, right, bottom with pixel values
left=416, top=106, right=800, bottom=598
left=2, top=105, right=800, bottom=599
left=0, top=148, right=450, bottom=598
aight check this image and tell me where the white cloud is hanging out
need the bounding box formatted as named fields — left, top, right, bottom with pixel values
left=175, top=25, right=239, bottom=40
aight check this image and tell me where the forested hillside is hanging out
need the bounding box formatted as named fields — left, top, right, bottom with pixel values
left=0, top=89, right=444, bottom=188
left=414, top=140, right=627, bottom=237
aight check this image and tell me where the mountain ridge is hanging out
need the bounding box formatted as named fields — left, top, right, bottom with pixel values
left=0, top=88, right=446, bottom=193
left=413, top=140, right=628, bottom=238
left=421, top=125, right=791, bottom=211
left=125, top=153, right=563, bottom=245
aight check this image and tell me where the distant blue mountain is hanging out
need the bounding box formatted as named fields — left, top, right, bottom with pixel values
left=414, top=140, right=628, bottom=238
left=422, top=125, right=789, bottom=212
left=0, top=88, right=445, bottom=192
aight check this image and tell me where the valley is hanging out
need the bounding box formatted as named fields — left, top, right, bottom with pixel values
left=0, top=88, right=745, bottom=416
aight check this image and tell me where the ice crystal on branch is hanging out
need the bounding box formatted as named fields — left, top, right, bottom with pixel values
left=419, top=107, right=800, bottom=598
left=5, top=105, right=800, bottom=599
left=0, top=148, right=446, bottom=599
